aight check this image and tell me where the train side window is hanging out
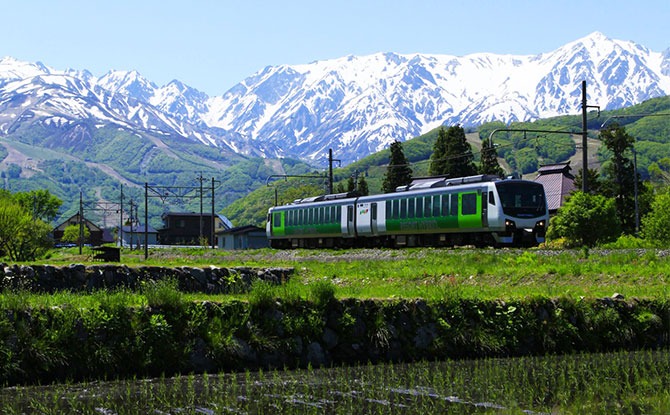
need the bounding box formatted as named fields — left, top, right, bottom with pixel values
left=450, top=194, right=459, bottom=216
left=273, top=212, right=282, bottom=227
left=424, top=196, right=432, bottom=218
left=489, top=191, right=495, bottom=205
left=371, top=203, right=377, bottom=220
left=442, top=195, right=449, bottom=216
left=462, top=193, right=477, bottom=215
left=433, top=195, right=441, bottom=217
left=408, top=198, right=415, bottom=218
left=336, top=206, right=341, bottom=221
left=386, top=200, right=391, bottom=219
left=416, top=197, right=423, bottom=218
left=400, top=199, right=407, bottom=218
left=393, top=199, right=399, bottom=219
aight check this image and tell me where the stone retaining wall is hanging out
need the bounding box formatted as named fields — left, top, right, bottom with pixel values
left=0, top=264, right=293, bottom=293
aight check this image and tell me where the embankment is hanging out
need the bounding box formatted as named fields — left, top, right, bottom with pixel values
left=0, top=264, right=668, bottom=386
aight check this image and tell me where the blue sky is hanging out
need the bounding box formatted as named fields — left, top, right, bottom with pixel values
left=2, top=0, right=668, bottom=96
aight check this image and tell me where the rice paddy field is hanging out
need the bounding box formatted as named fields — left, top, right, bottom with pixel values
left=2, top=246, right=670, bottom=413
left=2, top=350, right=669, bottom=414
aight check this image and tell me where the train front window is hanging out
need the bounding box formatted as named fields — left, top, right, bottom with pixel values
left=495, top=181, right=546, bottom=218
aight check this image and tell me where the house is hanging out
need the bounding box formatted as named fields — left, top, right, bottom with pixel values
left=53, top=213, right=107, bottom=246
left=158, top=212, right=232, bottom=246
left=533, top=162, right=576, bottom=214
left=217, top=225, right=269, bottom=250
left=117, top=224, right=159, bottom=248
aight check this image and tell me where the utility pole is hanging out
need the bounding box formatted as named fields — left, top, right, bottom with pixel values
left=196, top=173, right=206, bottom=245
left=581, top=80, right=600, bottom=193
left=211, top=177, right=220, bottom=249
left=328, top=148, right=341, bottom=194
left=79, top=192, right=83, bottom=255
left=581, top=81, right=588, bottom=193
left=119, top=185, right=124, bottom=248
left=328, top=149, right=334, bottom=194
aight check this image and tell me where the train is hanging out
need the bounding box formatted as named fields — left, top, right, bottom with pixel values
left=266, top=174, right=548, bottom=248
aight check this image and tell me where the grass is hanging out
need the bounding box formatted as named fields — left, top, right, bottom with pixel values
left=23, top=246, right=670, bottom=301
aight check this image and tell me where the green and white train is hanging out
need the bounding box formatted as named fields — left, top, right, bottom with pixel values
left=266, top=175, right=548, bottom=248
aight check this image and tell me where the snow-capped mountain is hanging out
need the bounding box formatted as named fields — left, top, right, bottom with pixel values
left=1, top=32, right=669, bottom=166
left=205, top=32, right=670, bottom=164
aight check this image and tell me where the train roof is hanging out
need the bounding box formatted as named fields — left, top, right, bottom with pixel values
left=271, top=174, right=535, bottom=209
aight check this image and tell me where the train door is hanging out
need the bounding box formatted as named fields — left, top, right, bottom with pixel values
left=356, top=202, right=372, bottom=236
left=458, top=190, right=483, bottom=228
left=371, top=203, right=379, bottom=234
left=343, top=204, right=356, bottom=237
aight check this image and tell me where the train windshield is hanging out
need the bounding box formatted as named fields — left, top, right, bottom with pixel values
left=495, top=181, right=546, bottom=218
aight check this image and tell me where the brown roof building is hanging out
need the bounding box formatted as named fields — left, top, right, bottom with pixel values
left=533, top=162, right=576, bottom=214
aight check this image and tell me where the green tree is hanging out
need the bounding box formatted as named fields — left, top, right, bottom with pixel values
left=346, top=176, right=356, bottom=192
left=62, top=224, right=90, bottom=244
left=641, top=190, right=670, bottom=244
left=357, top=175, right=369, bottom=196
left=13, top=189, right=63, bottom=222
left=382, top=141, right=412, bottom=193
left=599, top=125, right=640, bottom=234
left=573, top=168, right=603, bottom=195
left=429, top=125, right=477, bottom=178
left=0, top=199, right=52, bottom=261
left=479, top=139, right=505, bottom=177
left=547, top=192, right=620, bottom=247
left=429, top=127, right=449, bottom=176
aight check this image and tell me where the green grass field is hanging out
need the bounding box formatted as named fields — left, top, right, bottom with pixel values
left=33, top=246, right=670, bottom=302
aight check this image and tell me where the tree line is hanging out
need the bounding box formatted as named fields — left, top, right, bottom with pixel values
left=381, top=125, right=504, bottom=193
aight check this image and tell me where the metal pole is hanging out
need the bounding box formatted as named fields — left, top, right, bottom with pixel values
left=633, top=145, right=640, bottom=234
left=144, top=182, right=148, bottom=260
left=130, top=201, right=134, bottom=250
left=328, top=148, right=334, bottom=194
left=211, top=177, right=215, bottom=249
left=581, top=80, right=588, bottom=193
left=198, top=174, right=204, bottom=245
left=79, top=191, right=83, bottom=254
left=119, top=185, right=123, bottom=248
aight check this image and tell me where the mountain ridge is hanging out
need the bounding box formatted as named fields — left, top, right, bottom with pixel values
left=2, top=32, right=669, bottom=166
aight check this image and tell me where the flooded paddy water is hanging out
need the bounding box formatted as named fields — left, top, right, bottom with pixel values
left=2, top=349, right=669, bottom=414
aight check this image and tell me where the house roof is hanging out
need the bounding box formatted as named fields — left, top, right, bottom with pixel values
left=54, top=213, right=102, bottom=232
left=119, top=224, right=158, bottom=234
left=534, top=162, right=576, bottom=212
left=161, top=212, right=233, bottom=229
left=218, top=225, right=265, bottom=235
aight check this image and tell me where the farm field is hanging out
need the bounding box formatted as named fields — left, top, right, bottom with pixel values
left=2, top=247, right=670, bottom=413
left=36, top=246, right=670, bottom=301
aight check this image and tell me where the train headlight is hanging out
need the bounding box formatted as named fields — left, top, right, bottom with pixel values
left=535, top=220, right=546, bottom=229
left=505, top=219, right=516, bottom=229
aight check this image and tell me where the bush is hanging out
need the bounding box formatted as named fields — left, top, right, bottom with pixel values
left=547, top=192, right=621, bottom=247
left=641, top=191, right=670, bottom=245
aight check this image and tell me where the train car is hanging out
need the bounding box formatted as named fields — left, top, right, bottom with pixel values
left=267, top=174, right=548, bottom=248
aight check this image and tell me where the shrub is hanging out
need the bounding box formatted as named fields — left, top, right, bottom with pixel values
left=547, top=192, right=621, bottom=247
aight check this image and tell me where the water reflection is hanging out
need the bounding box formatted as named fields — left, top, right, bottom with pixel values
left=2, top=350, right=669, bottom=414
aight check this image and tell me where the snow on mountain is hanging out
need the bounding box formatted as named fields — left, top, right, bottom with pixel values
left=0, top=32, right=669, bottom=165
left=200, top=32, right=670, bottom=164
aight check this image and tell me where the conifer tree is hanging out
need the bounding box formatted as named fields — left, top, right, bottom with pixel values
left=382, top=140, right=412, bottom=193
left=599, top=124, right=643, bottom=235
left=429, top=127, right=449, bottom=176
left=429, top=125, right=477, bottom=178
left=357, top=175, right=369, bottom=196
left=479, top=139, right=505, bottom=177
